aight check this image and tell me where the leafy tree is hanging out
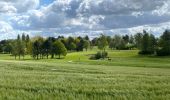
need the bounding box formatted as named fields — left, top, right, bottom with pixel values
left=98, top=34, right=108, bottom=52
left=148, top=34, right=156, bottom=54
left=106, top=36, right=112, bottom=44
left=109, top=40, right=115, bottom=50
left=42, top=39, right=51, bottom=59
left=84, top=35, right=89, bottom=41
left=139, top=31, right=153, bottom=54
left=113, top=35, right=122, bottom=50
left=157, top=30, right=170, bottom=56
left=134, top=33, right=143, bottom=49
left=16, top=39, right=25, bottom=59
left=32, top=40, right=41, bottom=59
left=83, top=40, right=90, bottom=51
left=122, top=35, right=129, bottom=44
left=76, top=39, right=84, bottom=51
left=53, top=40, right=67, bottom=59
left=11, top=40, right=18, bottom=59
left=97, top=34, right=108, bottom=59
left=70, top=42, right=76, bottom=51
left=129, top=35, right=135, bottom=44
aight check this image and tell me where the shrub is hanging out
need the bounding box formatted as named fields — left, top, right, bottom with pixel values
left=156, top=49, right=170, bottom=56
left=138, top=50, right=154, bottom=55
left=90, top=51, right=108, bottom=60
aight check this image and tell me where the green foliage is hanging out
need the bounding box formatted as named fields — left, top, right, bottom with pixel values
left=53, top=40, right=67, bottom=58
left=139, top=31, right=156, bottom=55
left=98, top=34, right=108, bottom=51
left=70, top=42, right=76, bottom=51
left=83, top=40, right=90, bottom=51
left=90, top=51, right=108, bottom=60
left=157, top=30, right=170, bottom=56
left=134, top=33, right=143, bottom=49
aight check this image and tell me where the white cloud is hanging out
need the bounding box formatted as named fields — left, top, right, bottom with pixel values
left=0, top=0, right=170, bottom=39
left=0, top=0, right=39, bottom=14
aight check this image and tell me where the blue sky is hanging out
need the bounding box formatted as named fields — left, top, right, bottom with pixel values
left=0, top=0, right=170, bottom=39
left=40, top=0, right=54, bottom=5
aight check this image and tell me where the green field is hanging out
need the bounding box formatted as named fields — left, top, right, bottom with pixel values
left=0, top=50, right=170, bottom=99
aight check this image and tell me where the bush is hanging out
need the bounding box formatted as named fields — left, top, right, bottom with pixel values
left=90, top=51, right=108, bottom=60
left=138, top=50, right=154, bottom=55
left=156, top=49, right=170, bottom=56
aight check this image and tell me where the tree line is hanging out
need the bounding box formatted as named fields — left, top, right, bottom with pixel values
left=0, top=29, right=170, bottom=60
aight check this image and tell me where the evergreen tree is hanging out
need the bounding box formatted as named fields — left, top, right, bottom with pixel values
left=157, top=30, right=170, bottom=56
left=134, top=33, right=143, bottom=49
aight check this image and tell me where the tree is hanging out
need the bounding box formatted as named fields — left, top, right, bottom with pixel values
left=148, top=34, right=156, bottom=54
left=157, top=30, right=170, bottom=56
left=53, top=40, right=67, bottom=59
left=139, top=31, right=153, bottom=55
left=70, top=42, right=76, bottom=51
left=106, top=36, right=112, bottom=44
left=134, top=33, right=143, bottom=49
left=42, top=39, right=51, bottom=59
left=109, top=40, right=115, bottom=50
left=83, top=40, right=90, bottom=51
left=32, top=40, right=41, bottom=59
left=84, top=35, right=89, bottom=41
left=15, top=34, right=26, bottom=59
left=122, top=35, right=129, bottom=44
left=11, top=40, right=18, bottom=59
left=113, top=35, right=122, bottom=50
left=76, top=39, right=84, bottom=51
left=129, top=35, right=135, bottom=44
left=98, top=34, right=108, bottom=52
left=16, top=39, right=25, bottom=59
left=97, top=34, right=108, bottom=59
left=25, top=34, right=30, bottom=54
left=22, top=33, right=26, bottom=41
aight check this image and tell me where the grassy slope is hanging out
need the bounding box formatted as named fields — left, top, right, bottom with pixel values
left=0, top=60, right=169, bottom=100
left=0, top=50, right=170, bottom=99
left=1, top=49, right=170, bottom=68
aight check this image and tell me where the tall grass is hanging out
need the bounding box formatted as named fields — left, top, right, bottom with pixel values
left=0, top=60, right=169, bottom=99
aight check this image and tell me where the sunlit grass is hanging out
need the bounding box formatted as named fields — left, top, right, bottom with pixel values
left=0, top=60, right=169, bottom=99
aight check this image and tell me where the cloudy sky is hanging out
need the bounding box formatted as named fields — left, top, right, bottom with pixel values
left=0, top=0, right=170, bottom=39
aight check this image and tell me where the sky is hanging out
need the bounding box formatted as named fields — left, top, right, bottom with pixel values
left=0, top=0, right=170, bottom=40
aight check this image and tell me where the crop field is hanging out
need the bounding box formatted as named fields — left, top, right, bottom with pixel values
left=0, top=50, right=170, bottom=99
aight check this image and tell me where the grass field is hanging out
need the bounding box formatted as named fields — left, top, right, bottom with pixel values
left=0, top=50, right=170, bottom=99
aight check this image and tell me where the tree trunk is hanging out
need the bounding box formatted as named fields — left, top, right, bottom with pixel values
left=19, top=54, right=20, bottom=60
left=47, top=54, right=48, bottom=59
left=51, top=54, right=54, bottom=59
left=37, top=54, right=38, bottom=60
left=59, top=54, right=60, bottom=59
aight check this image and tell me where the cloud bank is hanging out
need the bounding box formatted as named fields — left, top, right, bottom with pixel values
left=0, top=0, right=170, bottom=39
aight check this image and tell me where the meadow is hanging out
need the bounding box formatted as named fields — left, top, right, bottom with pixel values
left=0, top=50, right=170, bottom=99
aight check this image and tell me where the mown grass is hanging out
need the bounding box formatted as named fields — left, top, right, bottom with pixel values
left=2, top=50, right=170, bottom=68
left=0, top=60, right=170, bottom=100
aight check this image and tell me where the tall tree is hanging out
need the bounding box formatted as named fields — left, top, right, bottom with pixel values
left=83, top=40, right=90, bottom=51
left=148, top=34, right=156, bottom=54
left=98, top=34, right=108, bottom=52
left=53, top=40, right=67, bottom=59
left=134, top=33, right=143, bottom=49
left=139, top=31, right=152, bottom=54
left=22, top=33, right=26, bottom=41
left=157, top=30, right=170, bottom=56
